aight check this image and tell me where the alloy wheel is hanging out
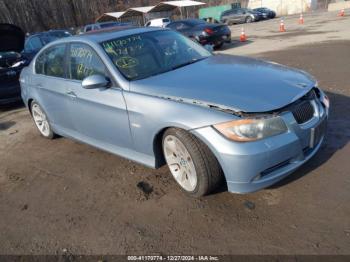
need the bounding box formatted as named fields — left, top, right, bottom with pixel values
left=163, top=135, right=198, bottom=192
left=32, top=103, right=51, bottom=137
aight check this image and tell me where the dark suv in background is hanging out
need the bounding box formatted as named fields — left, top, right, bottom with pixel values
left=22, top=30, right=72, bottom=62
left=220, top=8, right=263, bottom=24
left=0, top=23, right=27, bottom=105
left=166, top=19, right=231, bottom=49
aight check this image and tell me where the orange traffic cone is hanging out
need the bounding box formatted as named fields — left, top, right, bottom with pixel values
left=240, top=27, right=247, bottom=42
left=299, top=13, right=304, bottom=24
left=338, top=8, right=345, bottom=17
left=279, top=19, right=286, bottom=32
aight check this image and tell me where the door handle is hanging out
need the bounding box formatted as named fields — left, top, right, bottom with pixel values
left=66, top=91, right=77, bottom=98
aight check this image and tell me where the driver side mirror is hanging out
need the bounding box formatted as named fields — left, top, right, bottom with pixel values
left=82, top=75, right=111, bottom=89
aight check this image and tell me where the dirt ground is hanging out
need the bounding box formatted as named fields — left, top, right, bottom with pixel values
left=0, top=11, right=349, bottom=255
left=222, top=10, right=350, bottom=56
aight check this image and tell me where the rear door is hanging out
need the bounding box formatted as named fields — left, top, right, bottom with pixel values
left=232, top=9, right=243, bottom=23
left=63, top=42, right=133, bottom=150
left=31, top=43, right=74, bottom=133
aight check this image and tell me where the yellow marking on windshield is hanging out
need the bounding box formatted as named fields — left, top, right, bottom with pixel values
left=116, top=56, right=139, bottom=69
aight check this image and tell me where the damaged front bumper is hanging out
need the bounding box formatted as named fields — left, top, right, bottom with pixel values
left=191, top=90, right=329, bottom=194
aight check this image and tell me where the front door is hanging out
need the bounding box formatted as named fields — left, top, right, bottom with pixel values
left=64, top=42, right=133, bottom=152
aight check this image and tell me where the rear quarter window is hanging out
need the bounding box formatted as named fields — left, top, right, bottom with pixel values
left=85, top=26, right=92, bottom=32
left=26, top=36, right=43, bottom=52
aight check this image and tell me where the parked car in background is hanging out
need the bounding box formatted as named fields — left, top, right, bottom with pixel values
left=202, top=17, right=220, bottom=24
left=199, top=3, right=242, bottom=23
left=83, top=22, right=131, bottom=33
left=145, top=18, right=171, bottom=28
left=0, top=23, right=28, bottom=105
left=220, top=8, right=263, bottom=24
left=22, top=30, right=72, bottom=62
left=166, top=19, right=231, bottom=48
left=253, top=7, right=276, bottom=19
left=20, top=27, right=329, bottom=197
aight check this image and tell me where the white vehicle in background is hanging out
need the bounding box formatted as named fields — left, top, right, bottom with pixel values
left=145, top=18, right=171, bottom=28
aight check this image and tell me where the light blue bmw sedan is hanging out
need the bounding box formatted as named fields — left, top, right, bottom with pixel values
left=20, top=27, right=329, bottom=197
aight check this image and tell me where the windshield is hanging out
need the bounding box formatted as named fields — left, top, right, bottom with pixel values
left=40, top=32, right=70, bottom=45
left=48, top=31, right=71, bottom=38
left=40, top=35, right=60, bottom=45
left=101, top=30, right=211, bottom=81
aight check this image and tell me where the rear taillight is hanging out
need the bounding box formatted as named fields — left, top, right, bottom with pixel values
left=204, top=28, right=214, bottom=35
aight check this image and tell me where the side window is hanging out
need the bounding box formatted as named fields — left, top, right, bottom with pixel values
left=35, top=44, right=66, bottom=78
left=145, top=21, right=151, bottom=27
left=85, top=26, right=92, bottom=32
left=68, top=43, right=108, bottom=81
left=167, top=22, right=177, bottom=29
left=176, top=22, right=187, bottom=30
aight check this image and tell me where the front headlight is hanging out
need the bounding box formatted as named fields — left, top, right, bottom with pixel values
left=213, top=116, right=288, bottom=142
left=318, top=88, right=330, bottom=109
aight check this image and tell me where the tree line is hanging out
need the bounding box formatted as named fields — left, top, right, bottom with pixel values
left=0, top=0, right=239, bottom=32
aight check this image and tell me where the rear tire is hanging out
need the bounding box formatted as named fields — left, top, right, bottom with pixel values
left=162, top=128, right=224, bottom=197
left=245, top=16, right=253, bottom=23
left=30, top=101, right=56, bottom=139
left=214, top=42, right=224, bottom=49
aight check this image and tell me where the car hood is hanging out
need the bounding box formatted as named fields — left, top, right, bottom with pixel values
left=0, top=23, right=25, bottom=53
left=130, top=54, right=316, bottom=113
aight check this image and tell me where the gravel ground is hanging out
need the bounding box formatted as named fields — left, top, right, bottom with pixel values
left=0, top=10, right=349, bottom=255
left=221, top=10, right=350, bottom=55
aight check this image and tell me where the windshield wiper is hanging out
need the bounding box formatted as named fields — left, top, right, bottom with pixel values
left=132, top=57, right=208, bottom=81
left=171, top=57, right=207, bottom=71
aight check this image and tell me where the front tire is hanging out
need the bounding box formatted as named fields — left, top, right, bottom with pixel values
left=162, top=128, right=223, bottom=197
left=31, top=101, right=55, bottom=139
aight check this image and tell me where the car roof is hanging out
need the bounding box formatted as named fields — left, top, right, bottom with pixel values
left=83, top=25, right=137, bottom=34
left=28, top=30, right=69, bottom=38
left=169, top=19, right=205, bottom=24
left=85, top=21, right=120, bottom=27
left=51, top=27, right=165, bottom=44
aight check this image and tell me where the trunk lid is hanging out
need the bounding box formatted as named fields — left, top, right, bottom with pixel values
left=0, top=23, right=25, bottom=53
